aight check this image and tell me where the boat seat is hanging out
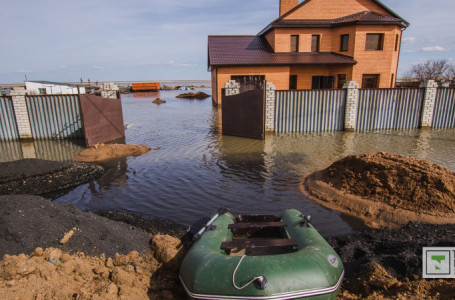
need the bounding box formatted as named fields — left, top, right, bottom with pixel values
left=220, top=238, right=297, bottom=251
left=228, top=221, right=285, bottom=230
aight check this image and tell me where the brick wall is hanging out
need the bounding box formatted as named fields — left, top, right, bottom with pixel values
left=284, top=0, right=390, bottom=20
left=213, top=66, right=290, bottom=105
left=9, top=88, right=32, bottom=139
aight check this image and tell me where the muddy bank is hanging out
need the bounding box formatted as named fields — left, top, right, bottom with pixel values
left=303, top=152, right=455, bottom=228
left=0, top=159, right=103, bottom=196
left=328, top=222, right=455, bottom=299
left=0, top=195, right=188, bottom=299
left=72, top=144, right=152, bottom=162
left=1, top=194, right=454, bottom=299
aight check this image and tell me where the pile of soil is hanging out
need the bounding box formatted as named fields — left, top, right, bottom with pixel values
left=0, top=195, right=188, bottom=299
left=303, top=152, right=455, bottom=228
left=0, top=159, right=103, bottom=196
left=152, top=98, right=166, bottom=104
left=72, top=144, right=152, bottom=162
left=328, top=222, right=455, bottom=299
left=0, top=195, right=151, bottom=257
left=176, top=92, right=210, bottom=99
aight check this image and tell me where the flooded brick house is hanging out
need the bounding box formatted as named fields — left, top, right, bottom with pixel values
left=208, top=0, right=409, bottom=105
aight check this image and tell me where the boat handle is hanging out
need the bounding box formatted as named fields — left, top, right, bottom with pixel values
left=193, top=207, right=229, bottom=240
left=232, top=255, right=267, bottom=290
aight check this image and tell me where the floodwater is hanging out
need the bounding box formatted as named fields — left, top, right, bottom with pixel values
left=2, top=88, right=455, bottom=236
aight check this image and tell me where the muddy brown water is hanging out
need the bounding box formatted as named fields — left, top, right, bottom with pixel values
left=1, top=88, right=455, bottom=236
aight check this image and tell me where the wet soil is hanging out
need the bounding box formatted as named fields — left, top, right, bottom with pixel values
left=329, top=222, right=455, bottom=299
left=175, top=92, right=210, bottom=99
left=304, top=152, right=455, bottom=228
left=72, top=144, right=152, bottom=162
left=0, top=159, right=103, bottom=196
left=0, top=195, right=188, bottom=300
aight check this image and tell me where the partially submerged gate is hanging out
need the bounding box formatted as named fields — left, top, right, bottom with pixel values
left=221, top=79, right=265, bottom=140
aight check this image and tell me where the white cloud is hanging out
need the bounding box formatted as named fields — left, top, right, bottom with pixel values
left=17, top=69, right=32, bottom=73
left=422, top=45, right=447, bottom=52
left=91, top=66, right=105, bottom=69
left=142, top=61, right=197, bottom=68
left=403, top=37, right=416, bottom=45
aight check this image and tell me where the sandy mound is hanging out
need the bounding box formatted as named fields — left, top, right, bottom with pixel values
left=72, top=144, right=152, bottom=162
left=0, top=159, right=103, bottom=196
left=303, top=152, right=455, bottom=228
left=0, top=234, right=187, bottom=300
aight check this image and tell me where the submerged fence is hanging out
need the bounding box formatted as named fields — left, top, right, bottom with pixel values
left=0, top=96, right=19, bottom=140
left=356, top=88, right=424, bottom=131
left=0, top=91, right=124, bottom=146
left=271, top=81, right=455, bottom=133
left=26, top=95, right=83, bottom=139
left=275, top=90, right=346, bottom=133
left=433, top=88, right=455, bottom=129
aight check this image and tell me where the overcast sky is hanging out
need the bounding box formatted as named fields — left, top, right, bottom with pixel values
left=1, top=0, right=454, bottom=83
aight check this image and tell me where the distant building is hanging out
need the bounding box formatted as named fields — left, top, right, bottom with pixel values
left=25, top=81, right=86, bottom=95
left=208, top=0, right=409, bottom=105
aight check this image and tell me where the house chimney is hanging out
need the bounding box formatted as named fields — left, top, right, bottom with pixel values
left=280, top=0, right=298, bottom=16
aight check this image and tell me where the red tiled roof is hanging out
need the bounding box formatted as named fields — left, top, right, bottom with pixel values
left=208, top=36, right=356, bottom=69
left=259, top=11, right=407, bottom=35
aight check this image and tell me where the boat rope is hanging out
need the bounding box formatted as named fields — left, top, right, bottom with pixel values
left=232, top=255, right=265, bottom=290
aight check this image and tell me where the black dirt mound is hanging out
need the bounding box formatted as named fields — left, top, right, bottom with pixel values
left=0, top=195, right=151, bottom=258
left=0, top=159, right=103, bottom=195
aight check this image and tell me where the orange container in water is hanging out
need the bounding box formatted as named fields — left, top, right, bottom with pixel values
left=131, top=82, right=160, bottom=91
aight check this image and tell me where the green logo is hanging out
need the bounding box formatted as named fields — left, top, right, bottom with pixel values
left=431, top=255, right=446, bottom=270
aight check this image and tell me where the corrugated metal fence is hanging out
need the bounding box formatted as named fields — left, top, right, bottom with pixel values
left=26, top=95, right=83, bottom=139
left=0, top=96, right=20, bottom=140
left=356, top=88, right=424, bottom=131
left=433, top=88, right=455, bottom=129
left=275, top=90, right=346, bottom=133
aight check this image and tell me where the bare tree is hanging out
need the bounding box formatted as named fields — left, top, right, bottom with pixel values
left=447, top=64, right=455, bottom=86
left=409, top=59, right=451, bottom=81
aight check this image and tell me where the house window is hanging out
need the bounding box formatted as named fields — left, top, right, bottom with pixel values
left=231, top=75, right=265, bottom=92
left=395, top=34, right=399, bottom=51
left=362, top=74, right=380, bottom=88
left=312, top=76, right=334, bottom=89
left=365, top=33, right=384, bottom=50
left=311, top=35, right=320, bottom=52
left=340, top=35, right=349, bottom=52
left=291, top=35, right=299, bottom=52
left=337, top=74, right=347, bottom=89
left=289, top=75, right=297, bottom=90
left=38, top=88, right=47, bottom=95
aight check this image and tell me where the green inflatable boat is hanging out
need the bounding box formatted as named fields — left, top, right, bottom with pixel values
left=179, top=209, right=344, bottom=300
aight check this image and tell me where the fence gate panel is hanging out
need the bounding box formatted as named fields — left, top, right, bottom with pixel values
left=0, top=96, right=20, bottom=140
left=433, top=88, right=455, bottom=129
left=26, top=95, right=83, bottom=139
left=222, top=84, right=265, bottom=140
left=275, top=90, right=346, bottom=133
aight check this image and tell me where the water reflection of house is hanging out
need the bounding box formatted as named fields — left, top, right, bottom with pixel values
left=25, top=81, right=86, bottom=95
left=208, top=0, right=409, bottom=105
